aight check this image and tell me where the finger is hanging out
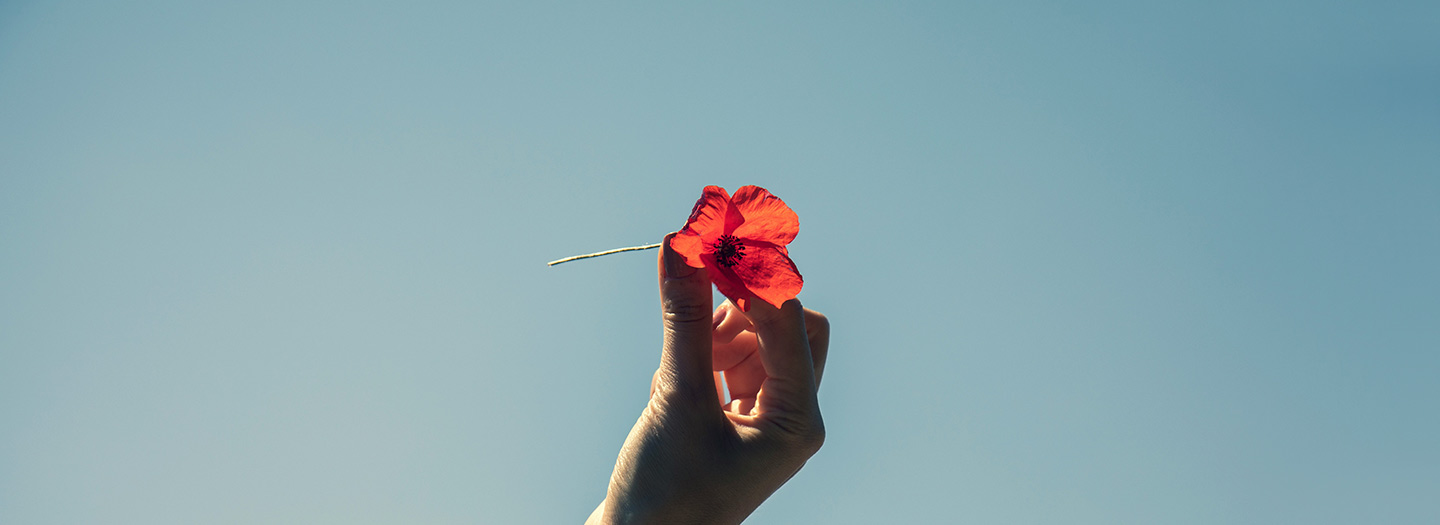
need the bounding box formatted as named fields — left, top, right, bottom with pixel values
left=714, top=330, right=759, bottom=373
left=719, top=342, right=766, bottom=400
left=725, top=397, right=757, bottom=416
left=712, top=300, right=752, bottom=344
left=653, top=367, right=727, bottom=405
left=803, top=308, right=830, bottom=388
left=744, top=298, right=817, bottom=394
left=712, top=301, right=757, bottom=376
left=657, top=232, right=718, bottom=401
left=717, top=309, right=829, bottom=393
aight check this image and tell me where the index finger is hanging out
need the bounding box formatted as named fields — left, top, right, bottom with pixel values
left=713, top=301, right=830, bottom=388
left=742, top=298, right=817, bottom=394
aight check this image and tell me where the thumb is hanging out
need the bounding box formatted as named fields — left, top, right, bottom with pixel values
left=657, top=232, right=717, bottom=400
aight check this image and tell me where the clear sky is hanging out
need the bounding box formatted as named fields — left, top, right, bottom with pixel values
left=2, top=1, right=1437, bottom=523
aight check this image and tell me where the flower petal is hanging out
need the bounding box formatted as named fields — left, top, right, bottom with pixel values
left=730, top=185, right=798, bottom=247
left=674, top=186, right=732, bottom=267
left=683, top=186, right=731, bottom=237
left=726, top=241, right=803, bottom=310
left=669, top=231, right=708, bottom=268
left=708, top=255, right=755, bottom=311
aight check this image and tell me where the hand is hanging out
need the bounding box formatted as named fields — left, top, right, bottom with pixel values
left=587, top=233, right=830, bottom=524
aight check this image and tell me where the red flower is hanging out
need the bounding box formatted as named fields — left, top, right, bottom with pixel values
left=671, top=185, right=803, bottom=311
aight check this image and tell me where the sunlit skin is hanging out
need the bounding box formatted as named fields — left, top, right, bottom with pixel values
left=587, top=234, right=829, bottom=524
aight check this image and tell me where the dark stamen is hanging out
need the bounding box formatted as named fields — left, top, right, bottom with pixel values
left=713, top=235, right=746, bottom=268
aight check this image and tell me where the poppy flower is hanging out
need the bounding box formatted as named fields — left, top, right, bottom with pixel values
left=671, top=185, right=803, bottom=311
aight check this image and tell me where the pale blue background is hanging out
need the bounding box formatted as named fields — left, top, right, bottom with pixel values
left=2, top=1, right=1437, bottom=523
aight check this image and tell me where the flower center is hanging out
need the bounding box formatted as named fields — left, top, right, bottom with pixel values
left=713, top=235, right=746, bottom=268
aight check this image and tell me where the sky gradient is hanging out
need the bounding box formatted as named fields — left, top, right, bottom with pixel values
left=3, top=1, right=1437, bottom=523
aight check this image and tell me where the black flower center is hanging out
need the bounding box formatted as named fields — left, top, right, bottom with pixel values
left=713, top=235, right=746, bottom=268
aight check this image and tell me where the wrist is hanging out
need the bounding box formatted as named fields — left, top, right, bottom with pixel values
left=596, top=495, right=672, bottom=525
left=597, top=492, right=721, bottom=525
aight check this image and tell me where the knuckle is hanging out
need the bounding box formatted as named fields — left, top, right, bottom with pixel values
left=800, top=425, right=826, bottom=455
left=770, top=410, right=826, bottom=456
left=783, top=417, right=829, bottom=454
left=754, top=300, right=806, bottom=329
left=806, top=311, right=830, bottom=338
left=752, top=312, right=793, bottom=334
left=662, top=299, right=712, bottom=325
left=796, top=415, right=826, bottom=454
left=652, top=371, right=713, bottom=407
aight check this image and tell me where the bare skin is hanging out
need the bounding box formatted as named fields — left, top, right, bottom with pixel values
left=587, top=233, right=830, bottom=524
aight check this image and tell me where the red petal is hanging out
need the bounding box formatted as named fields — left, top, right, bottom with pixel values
left=730, top=186, right=798, bottom=247
left=708, top=255, right=755, bottom=311
left=683, top=186, right=731, bottom=239
left=669, top=231, right=708, bottom=268
left=674, top=186, right=732, bottom=267
left=727, top=241, right=803, bottom=310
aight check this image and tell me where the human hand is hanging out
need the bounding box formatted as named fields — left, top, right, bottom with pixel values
left=587, top=233, right=830, bottom=524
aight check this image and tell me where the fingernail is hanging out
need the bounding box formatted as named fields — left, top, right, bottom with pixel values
left=663, top=233, right=697, bottom=279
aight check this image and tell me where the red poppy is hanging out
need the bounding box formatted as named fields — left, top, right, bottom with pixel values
left=671, top=185, right=803, bottom=311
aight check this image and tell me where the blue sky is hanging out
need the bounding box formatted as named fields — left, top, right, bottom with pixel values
left=2, top=1, right=1437, bottom=523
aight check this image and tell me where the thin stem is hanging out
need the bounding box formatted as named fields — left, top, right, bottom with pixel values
left=547, top=243, right=662, bottom=266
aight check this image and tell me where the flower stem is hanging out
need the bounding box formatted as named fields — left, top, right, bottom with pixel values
left=547, top=243, right=662, bottom=266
